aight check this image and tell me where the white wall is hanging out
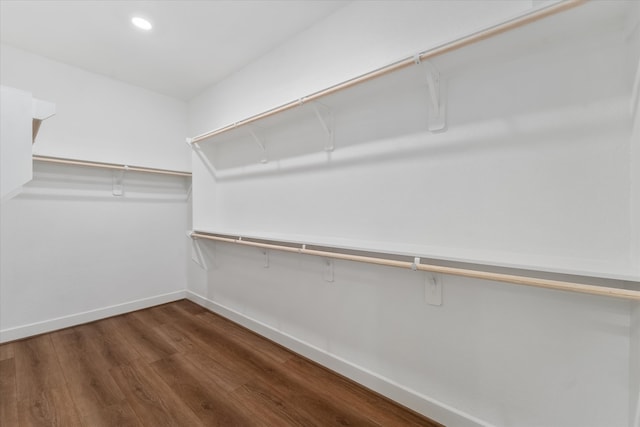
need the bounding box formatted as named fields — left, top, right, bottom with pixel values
left=0, top=163, right=190, bottom=342
left=0, top=47, right=191, bottom=341
left=188, top=0, right=538, bottom=136
left=1, top=44, right=190, bottom=171
left=188, top=2, right=639, bottom=426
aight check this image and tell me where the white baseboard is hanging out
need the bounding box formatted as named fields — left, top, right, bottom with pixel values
left=0, top=290, right=186, bottom=343
left=186, top=290, right=494, bottom=427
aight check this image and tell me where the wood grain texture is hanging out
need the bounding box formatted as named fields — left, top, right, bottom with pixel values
left=51, top=328, right=125, bottom=406
left=0, top=358, right=19, bottom=426
left=50, top=328, right=138, bottom=426
left=150, top=353, right=252, bottom=426
left=75, top=401, right=141, bottom=427
left=13, top=335, right=67, bottom=402
left=196, top=309, right=293, bottom=364
left=75, top=321, right=142, bottom=368
left=0, top=342, right=15, bottom=361
left=0, top=300, right=442, bottom=427
left=283, top=356, right=437, bottom=426
left=18, top=386, right=83, bottom=427
left=110, top=359, right=203, bottom=427
left=103, top=313, right=177, bottom=363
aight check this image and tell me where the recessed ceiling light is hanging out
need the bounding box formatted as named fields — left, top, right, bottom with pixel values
left=131, top=17, right=152, bottom=31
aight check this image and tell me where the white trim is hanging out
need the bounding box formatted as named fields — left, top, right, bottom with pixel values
left=0, top=290, right=186, bottom=343
left=186, top=290, right=495, bottom=427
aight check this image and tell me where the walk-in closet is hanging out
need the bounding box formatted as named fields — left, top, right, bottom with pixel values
left=1, top=1, right=639, bottom=426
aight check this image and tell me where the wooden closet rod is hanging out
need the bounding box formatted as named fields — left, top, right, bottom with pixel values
left=33, top=155, right=192, bottom=177
left=190, top=231, right=640, bottom=301
left=190, top=0, right=585, bottom=144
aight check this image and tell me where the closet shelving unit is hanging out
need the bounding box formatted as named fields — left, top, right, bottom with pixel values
left=190, top=231, right=640, bottom=300
left=190, top=1, right=584, bottom=145
left=33, top=155, right=192, bottom=177
left=189, top=0, right=640, bottom=299
left=28, top=155, right=192, bottom=199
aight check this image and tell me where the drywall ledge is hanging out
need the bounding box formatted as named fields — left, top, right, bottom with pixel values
left=186, top=290, right=495, bottom=427
left=0, top=290, right=186, bottom=343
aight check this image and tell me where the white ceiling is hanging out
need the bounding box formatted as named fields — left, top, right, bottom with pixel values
left=0, top=0, right=348, bottom=101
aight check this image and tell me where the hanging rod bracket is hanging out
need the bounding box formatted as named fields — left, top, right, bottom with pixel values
left=112, top=166, right=128, bottom=196
left=420, top=61, right=447, bottom=133
left=262, top=249, right=269, bottom=268
left=424, top=273, right=442, bottom=306
left=311, top=102, right=335, bottom=152
left=247, top=126, right=268, bottom=163
left=324, top=258, right=334, bottom=282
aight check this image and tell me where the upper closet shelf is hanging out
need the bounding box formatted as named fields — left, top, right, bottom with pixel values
left=188, top=0, right=585, bottom=146
left=33, top=155, right=192, bottom=177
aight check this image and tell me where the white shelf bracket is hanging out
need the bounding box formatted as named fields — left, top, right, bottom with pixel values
left=247, top=126, right=268, bottom=163
left=311, top=102, right=335, bottom=152
left=420, top=60, right=447, bottom=133
left=323, top=258, right=334, bottom=282
left=191, top=142, right=218, bottom=180
left=262, top=249, right=269, bottom=268
left=32, top=98, right=56, bottom=144
left=424, top=273, right=442, bottom=306
left=112, top=166, right=128, bottom=196
left=189, top=233, right=211, bottom=270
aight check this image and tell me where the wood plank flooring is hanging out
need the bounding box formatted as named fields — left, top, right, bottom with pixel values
left=0, top=300, right=442, bottom=426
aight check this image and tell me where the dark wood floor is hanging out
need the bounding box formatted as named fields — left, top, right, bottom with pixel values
left=0, top=299, right=441, bottom=426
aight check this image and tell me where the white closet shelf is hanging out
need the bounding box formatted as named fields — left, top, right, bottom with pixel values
left=188, top=0, right=585, bottom=145
left=190, top=230, right=640, bottom=301
left=33, top=155, right=191, bottom=177
left=190, top=228, right=639, bottom=282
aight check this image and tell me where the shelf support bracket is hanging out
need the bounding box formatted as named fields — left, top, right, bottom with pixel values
left=417, top=59, right=447, bottom=133
left=248, top=126, right=268, bottom=164
left=112, top=166, right=128, bottom=196
left=186, top=183, right=192, bottom=201
left=189, top=234, right=211, bottom=270
left=311, top=102, right=335, bottom=152
left=187, top=138, right=218, bottom=180
left=262, top=249, right=270, bottom=268
left=424, top=273, right=442, bottom=306
left=323, top=258, right=334, bottom=282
